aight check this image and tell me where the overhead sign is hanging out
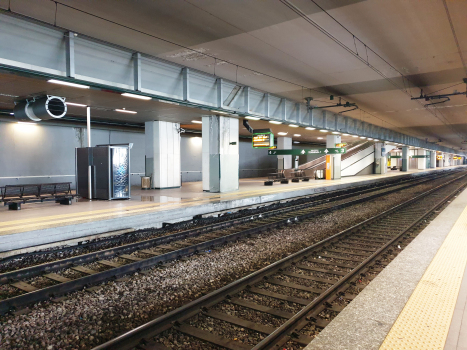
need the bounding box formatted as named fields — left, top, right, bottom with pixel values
left=437, top=155, right=443, bottom=160
left=411, top=155, right=428, bottom=158
left=252, top=132, right=274, bottom=148
left=335, top=143, right=347, bottom=148
left=268, top=148, right=346, bottom=156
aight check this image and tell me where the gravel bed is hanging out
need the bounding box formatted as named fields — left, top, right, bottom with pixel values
left=156, top=329, right=222, bottom=349
left=213, top=301, right=284, bottom=328
left=258, top=282, right=317, bottom=301
left=187, top=313, right=263, bottom=345
left=0, top=176, right=463, bottom=350
left=237, top=290, right=303, bottom=314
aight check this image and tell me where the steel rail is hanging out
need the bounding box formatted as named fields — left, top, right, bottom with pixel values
left=90, top=172, right=467, bottom=350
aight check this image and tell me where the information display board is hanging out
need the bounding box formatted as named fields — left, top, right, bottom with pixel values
left=252, top=132, right=274, bottom=148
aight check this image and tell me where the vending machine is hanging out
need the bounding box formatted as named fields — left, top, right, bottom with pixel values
left=76, top=144, right=131, bottom=200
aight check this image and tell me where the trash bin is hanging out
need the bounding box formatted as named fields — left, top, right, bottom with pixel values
left=315, top=169, right=324, bottom=180
left=141, top=176, right=151, bottom=190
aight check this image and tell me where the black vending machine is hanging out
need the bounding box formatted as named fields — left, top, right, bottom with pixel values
left=76, top=144, right=131, bottom=200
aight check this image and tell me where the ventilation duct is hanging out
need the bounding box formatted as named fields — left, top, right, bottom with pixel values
left=14, top=96, right=67, bottom=122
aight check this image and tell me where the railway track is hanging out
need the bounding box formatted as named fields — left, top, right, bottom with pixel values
left=0, top=170, right=461, bottom=317
left=90, top=171, right=467, bottom=350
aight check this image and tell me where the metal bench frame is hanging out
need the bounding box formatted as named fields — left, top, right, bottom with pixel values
left=0, top=182, right=78, bottom=210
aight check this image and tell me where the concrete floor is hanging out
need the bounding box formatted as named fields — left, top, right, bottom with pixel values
left=0, top=166, right=463, bottom=253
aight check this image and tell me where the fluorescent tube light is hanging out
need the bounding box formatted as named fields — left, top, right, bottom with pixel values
left=319, top=129, right=328, bottom=132
left=115, top=109, right=137, bottom=114
left=289, top=124, right=299, bottom=127
left=66, top=102, right=87, bottom=107
left=269, top=121, right=282, bottom=124
left=332, top=131, right=340, bottom=134
left=305, top=127, right=316, bottom=130
left=192, top=120, right=203, bottom=124
left=245, top=116, right=261, bottom=120
left=293, top=134, right=301, bottom=137
left=317, top=137, right=323, bottom=139
left=121, top=93, right=151, bottom=100
left=278, top=132, right=288, bottom=136
left=48, top=79, right=90, bottom=89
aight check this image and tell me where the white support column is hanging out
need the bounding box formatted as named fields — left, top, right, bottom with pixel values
left=86, top=106, right=92, bottom=200
left=326, top=134, right=341, bottom=179
left=374, top=143, right=389, bottom=174
left=145, top=121, right=181, bottom=189
left=277, top=137, right=292, bottom=170
left=430, top=151, right=436, bottom=168
left=417, top=149, right=426, bottom=170
left=202, top=115, right=239, bottom=192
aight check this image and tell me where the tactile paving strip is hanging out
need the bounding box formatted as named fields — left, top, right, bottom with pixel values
left=380, top=205, right=467, bottom=350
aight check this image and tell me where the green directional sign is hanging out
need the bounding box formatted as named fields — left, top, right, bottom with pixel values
left=268, top=148, right=346, bottom=156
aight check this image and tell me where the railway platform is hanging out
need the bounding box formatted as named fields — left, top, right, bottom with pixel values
left=305, top=172, right=467, bottom=350
left=0, top=165, right=464, bottom=254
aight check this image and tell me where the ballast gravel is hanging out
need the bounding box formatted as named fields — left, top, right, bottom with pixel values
left=0, top=179, right=455, bottom=349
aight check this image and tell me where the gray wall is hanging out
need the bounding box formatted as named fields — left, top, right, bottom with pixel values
left=0, top=122, right=277, bottom=188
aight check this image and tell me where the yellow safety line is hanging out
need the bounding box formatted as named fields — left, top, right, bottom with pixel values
left=379, top=205, right=467, bottom=350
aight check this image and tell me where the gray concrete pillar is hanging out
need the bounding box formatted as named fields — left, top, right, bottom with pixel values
left=202, top=115, right=239, bottom=192
left=401, top=146, right=409, bottom=171
left=326, top=134, right=341, bottom=179
left=145, top=121, right=181, bottom=189
left=277, top=137, right=292, bottom=169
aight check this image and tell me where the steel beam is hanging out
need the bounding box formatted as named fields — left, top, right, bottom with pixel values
left=65, top=31, right=75, bottom=78
left=133, top=52, right=141, bottom=91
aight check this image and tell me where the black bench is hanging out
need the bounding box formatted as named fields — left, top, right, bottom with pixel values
left=0, top=182, right=78, bottom=210
left=265, top=170, right=289, bottom=186
left=291, top=169, right=310, bottom=182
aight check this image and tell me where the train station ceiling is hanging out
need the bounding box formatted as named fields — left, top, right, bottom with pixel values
left=0, top=0, right=466, bottom=150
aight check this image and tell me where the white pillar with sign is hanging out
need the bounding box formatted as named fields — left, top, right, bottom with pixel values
left=326, top=134, right=341, bottom=180
left=145, top=121, right=181, bottom=189
left=417, top=149, right=427, bottom=170
left=277, top=136, right=292, bottom=170
left=430, top=151, right=436, bottom=168
left=202, top=115, right=239, bottom=192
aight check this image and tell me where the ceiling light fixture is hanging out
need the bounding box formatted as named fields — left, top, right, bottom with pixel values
left=157, top=100, right=179, bottom=106
left=293, top=134, right=301, bottom=137
left=294, top=141, right=300, bottom=144
left=269, top=121, right=282, bottom=124
left=278, top=132, right=288, bottom=136
left=115, top=109, right=137, bottom=114
left=48, top=79, right=90, bottom=89
left=245, top=116, right=261, bottom=120
left=306, top=127, right=316, bottom=130
left=289, top=124, right=299, bottom=127
left=360, top=136, right=366, bottom=139
left=66, top=102, right=87, bottom=107
left=352, top=135, right=358, bottom=138
left=9, top=112, right=14, bottom=115
left=317, top=137, right=323, bottom=139
left=191, top=120, right=202, bottom=124
left=121, top=93, right=151, bottom=100
left=212, top=110, right=228, bottom=115
left=332, top=131, right=340, bottom=134
left=374, top=139, right=379, bottom=141
left=342, top=133, right=349, bottom=136
left=319, top=129, right=328, bottom=132
left=368, top=138, right=373, bottom=140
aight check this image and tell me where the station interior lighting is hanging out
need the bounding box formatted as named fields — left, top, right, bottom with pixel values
left=352, top=135, right=359, bottom=138
left=269, top=121, right=282, bottom=124
left=48, top=79, right=90, bottom=89
left=278, top=132, right=288, bottom=136
left=289, top=124, right=299, bottom=127
left=66, top=102, right=87, bottom=107
left=319, top=129, right=328, bottom=132
left=342, top=133, right=349, bottom=136
left=191, top=120, right=202, bottom=124
left=212, top=110, right=228, bottom=115
left=332, top=131, right=340, bottom=134
left=115, top=109, right=137, bottom=114
left=317, top=137, right=323, bottom=139
left=360, top=136, right=366, bottom=139
left=293, top=141, right=300, bottom=144
left=305, top=127, right=316, bottom=130
left=121, top=93, right=152, bottom=100
left=374, top=139, right=379, bottom=141
left=245, top=116, right=260, bottom=120
left=368, top=138, right=373, bottom=140
left=157, top=99, right=180, bottom=106
left=293, top=134, right=301, bottom=137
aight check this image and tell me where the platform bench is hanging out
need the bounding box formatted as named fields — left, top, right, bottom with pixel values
left=291, top=169, right=310, bottom=183
left=265, top=171, right=289, bottom=186
left=0, top=182, right=78, bottom=210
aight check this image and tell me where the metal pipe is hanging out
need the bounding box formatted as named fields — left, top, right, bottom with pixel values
left=87, top=106, right=92, bottom=200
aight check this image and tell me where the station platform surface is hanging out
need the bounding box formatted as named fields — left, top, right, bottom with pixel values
left=0, top=165, right=463, bottom=253
left=305, top=173, right=467, bottom=350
